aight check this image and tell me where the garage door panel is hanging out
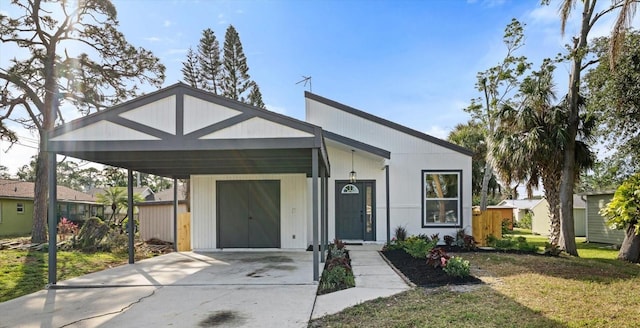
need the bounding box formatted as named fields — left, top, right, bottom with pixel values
left=249, top=181, right=280, bottom=248
left=218, top=181, right=249, bottom=248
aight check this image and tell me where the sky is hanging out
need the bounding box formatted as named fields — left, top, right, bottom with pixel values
left=0, top=0, right=636, bottom=179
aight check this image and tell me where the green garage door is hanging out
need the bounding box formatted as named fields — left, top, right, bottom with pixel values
left=217, top=180, right=281, bottom=248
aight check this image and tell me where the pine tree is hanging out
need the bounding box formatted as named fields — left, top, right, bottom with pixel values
left=181, top=47, right=200, bottom=88
left=222, top=25, right=253, bottom=102
left=197, top=28, right=222, bottom=94
left=248, top=82, right=266, bottom=109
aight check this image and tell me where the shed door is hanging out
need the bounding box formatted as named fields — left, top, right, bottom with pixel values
left=217, top=180, right=280, bottom=248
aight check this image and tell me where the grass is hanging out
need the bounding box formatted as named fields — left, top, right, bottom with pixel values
left=0, top=249, right=147, bottom=302
left=310, top=237, right=640, bottom=328
left=509, top=228, right=619, bottom=260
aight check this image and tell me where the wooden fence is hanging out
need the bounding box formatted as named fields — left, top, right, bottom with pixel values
left=177, top=212, right=191, bottom=251
left=472, top=209, right=504, bottom=246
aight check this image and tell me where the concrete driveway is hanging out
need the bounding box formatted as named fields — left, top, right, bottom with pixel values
left=0, top=251, right=318, bottom=328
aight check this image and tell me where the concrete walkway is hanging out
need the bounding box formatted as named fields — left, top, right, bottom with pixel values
left=311, top=244, right=411, bottom=319
left=0, top=246, right=409, bottom=327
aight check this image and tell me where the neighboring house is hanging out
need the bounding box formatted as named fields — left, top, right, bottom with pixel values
left=138, top=185, right=188, bottom=242
left=498, top=195, right=586, bottom=237
left=0, top=179, right=103, bottom=237
left=46, top=83, right=473, bottom=279
left=87, top=186, right=155, bottom=221
left=583, top=191, right=624, bottom=245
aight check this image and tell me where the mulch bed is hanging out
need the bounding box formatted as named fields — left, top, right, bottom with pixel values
left=381, top=249, right=483, bottom=287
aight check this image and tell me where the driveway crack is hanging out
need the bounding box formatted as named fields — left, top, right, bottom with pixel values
left=59, top=289, right=157, bottom=328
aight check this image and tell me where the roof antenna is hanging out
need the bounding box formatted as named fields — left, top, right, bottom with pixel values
left=296, top=75, right=312, bottom=92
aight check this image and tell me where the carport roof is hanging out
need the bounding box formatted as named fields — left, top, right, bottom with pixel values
left=47, top=83, right=330, bottom=179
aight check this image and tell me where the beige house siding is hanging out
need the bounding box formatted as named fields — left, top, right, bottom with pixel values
left=586, top=194, right=625, bottom=245
left=139, top=203, right=188, bottom=242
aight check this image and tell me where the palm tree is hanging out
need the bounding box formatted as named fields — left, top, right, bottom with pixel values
left=550, top=0, right=637, bottom=255
left=492, top=60, right=595, bottom=247
left=96, top=187, right=144, bottom=227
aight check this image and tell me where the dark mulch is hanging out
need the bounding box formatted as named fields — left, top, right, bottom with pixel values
left=381, top=249, right=483, bottom=287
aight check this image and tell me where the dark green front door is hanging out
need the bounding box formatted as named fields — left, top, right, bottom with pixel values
left=217, top=180, right=280, bottom=248
left=336, top=181, right=375, bottom=241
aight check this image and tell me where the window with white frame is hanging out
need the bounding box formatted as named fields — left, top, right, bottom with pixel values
left=17, top=203, right=24, bottom=214
left=422, top=170, right=462, bottom=227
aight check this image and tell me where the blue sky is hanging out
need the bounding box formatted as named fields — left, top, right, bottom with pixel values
left=0, top=0, right=635, bottom=176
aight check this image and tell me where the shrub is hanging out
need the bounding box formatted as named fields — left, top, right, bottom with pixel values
left=394, top=226, right=408, bottom=241
left=333, top=238, right=346, bottom=250
left=443, top=256, right=471, bottom=278
left=319, top=266, right=355, bottom=294
left=443, top=235, right=455, bottom=246
left=462, top=234, right=478, bottom=251
left=318, top=240, right=355, bottom=295
left=403, top=236, right=437, bottom=259
left=544, top=242, right=562, bottom=256
left=383, top=238, right=404, bottom=251
left=102, top=230, right=129, bottom=253
left=487, top=235, right=539, bottom=253
left=426, top=247, right=450, bottom=268
left=520, top=211, right=533, bottom=229
left=57, top=217, right=79, bottom=241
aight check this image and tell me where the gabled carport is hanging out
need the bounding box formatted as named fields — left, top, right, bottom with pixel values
left=45, top=83, right=330, bottom=284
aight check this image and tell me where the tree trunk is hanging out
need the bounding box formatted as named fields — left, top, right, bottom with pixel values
left=543, top=174, right=561, bottom=245
left=559, top=1, right=595, bottom=257
left=479, top=161, right=493, bottom=211
left=618, top=221, right=640, bottom=263
left=31, top=137, right=49, bottom=243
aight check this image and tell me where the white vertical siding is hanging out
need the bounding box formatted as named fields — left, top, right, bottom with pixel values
left=139, top=203, right=187, bottom=242
left=191, top=174, right=308, bottom=251
left=306, top=98, right=473, bottom=240
left=119, top=95, right=176, bottom=134
left=201, top=117, right=314, bottom=139
left=192, top=176, right=216, bottom=250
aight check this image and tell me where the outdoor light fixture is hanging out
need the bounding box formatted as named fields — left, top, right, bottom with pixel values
left=349, top=149, right=357, bottom=183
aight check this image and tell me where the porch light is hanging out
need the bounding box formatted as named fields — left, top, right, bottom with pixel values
left=349, top=150, right=357, bottom=183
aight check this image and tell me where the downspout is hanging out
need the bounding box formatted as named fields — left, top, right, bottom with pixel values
left=385, top=164, right=390, bottom=244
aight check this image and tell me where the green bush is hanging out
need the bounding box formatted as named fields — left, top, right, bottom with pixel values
left=519, top=211, right=533, bottom=229
left=319, top=266, right=355, bottom=294
left=318, top=239, right=356, bottom=295
left=544, top=242, right=562, bottom=256
left=487, top=235, right=539, bottom=253
left=443, top=256, right=471, bottom=278
left=403, top=236, right=437, bottom=259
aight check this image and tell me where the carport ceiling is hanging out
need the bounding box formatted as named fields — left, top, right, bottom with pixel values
left=47, top=83, right=330, bottom=179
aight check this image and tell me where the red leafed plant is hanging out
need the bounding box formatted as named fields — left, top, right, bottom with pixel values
left=426, top=247, right=451, bottom=269
left=57, top=217, right=79, bottom=240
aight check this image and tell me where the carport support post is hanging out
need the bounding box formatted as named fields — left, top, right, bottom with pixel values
left=312, top=148, right=319, bottom=281
left=320, top=166, right=326, bottom=263
left=47, top=151, right=58, bottom=285
left=127, top=170, right=135, bottom=264
left=173, top=178, right=178, bottom=252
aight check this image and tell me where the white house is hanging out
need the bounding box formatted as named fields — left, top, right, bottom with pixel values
left=45, top=83, right=472, bottom=281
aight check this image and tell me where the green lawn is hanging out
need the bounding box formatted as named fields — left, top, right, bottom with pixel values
left=0, top=249, right=144, bottom=302
left=509, top=228, right=619, bottom=260
left=310, top=236, right=640, bottom=328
